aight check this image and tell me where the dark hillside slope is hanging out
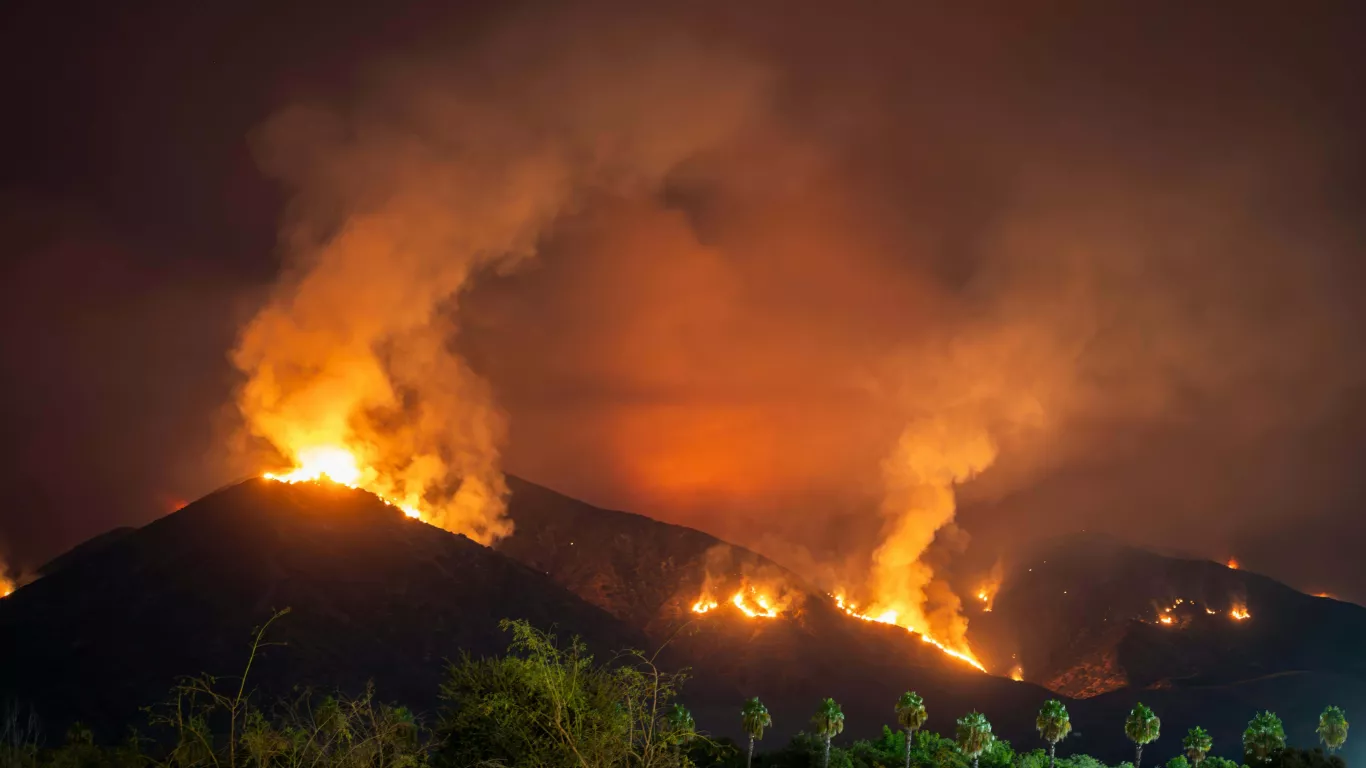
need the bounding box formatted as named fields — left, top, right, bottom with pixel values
left=968, top=533, right=1366, bottom=764
left=498, top=477, right=1060, bottom=745
left=0, top=479, right=645, bottom=738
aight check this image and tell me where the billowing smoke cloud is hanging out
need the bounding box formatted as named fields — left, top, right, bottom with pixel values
left=232, top=16, right=770, bottom=542
left=867, top=418, right=997, bottom=648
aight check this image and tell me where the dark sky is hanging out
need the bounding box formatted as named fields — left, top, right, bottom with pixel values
left=2, top=0, right=1365, bottom=601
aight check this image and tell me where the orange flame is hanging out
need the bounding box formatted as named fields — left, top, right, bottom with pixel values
left=1226, top=558, right=1240, bottom=570
left=1009, top=664, right=1024, bottom=681
left=264, top=444, right=423, bottom=520
left=1229, top=604, right=1250, bottom=621
left=0, top=577, right=13, bottom=599
left=691, top=579, right=793, bottom=619
left=832, top=594, right=987, bottom=672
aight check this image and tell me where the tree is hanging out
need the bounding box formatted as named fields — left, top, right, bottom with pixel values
left=1036, top=700, right=1072, bottom=768
left=1183, top=726, right=1213, bottom=768
left=895, top=692, right=929, bottom=768
left=1243, top=711, right=1286, bottom=765
left=667, top=704, right=695, bottom=744
left=437, top=619, right=691, bottom=768
left=956, top=712, right=995, bottom=768
left=741, top=697, right=772, bottom=768
left=813, top=698, right=846, bottom=768
left=1166, top=757, right=1190, bottom=768
left=1317, top=706, right=1348, bottom=755
left=1124, top=703, right=1161, bottom=768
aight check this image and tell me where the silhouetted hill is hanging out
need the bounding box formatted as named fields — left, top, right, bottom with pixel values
left=0, top=479, right=646, bottom=739
left=36, top=525, right=135, bottom=577
left=967, top=533, right=1366, bottom=763
left=496, top=477, right=1060, bottom=746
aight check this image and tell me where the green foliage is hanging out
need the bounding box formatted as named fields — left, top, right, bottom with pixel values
left=1036, top=699, right=1071, bottom=766
left=1054, top=752, right=1108, bottom=768
left=1166, top=756, right=1189, bottom=768
left=1315, top=707, right=1347, bottom=754
left=1200, top=757, right=1241, bottom=768
left=1243, top=712, right=1286, bottom=765
left=744, top=698, right=774, bottom=743
left=435, top=618, right=693, bottom=768
left=1124, top=704, right=1161, bottom=747
left=813, top=699, right=846, bottom=742
left=955, top=712, right=994, bottom=767
left=1277, top=747, right=1347, bottom=768
left=1183, top=727, right=1213, bottom=768
left=897, top=694, right=928, bottom=735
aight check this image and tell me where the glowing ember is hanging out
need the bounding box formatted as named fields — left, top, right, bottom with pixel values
left=1158, top=614, right=1174, bottom=625
left=1315, top=592, right=1334, bottom=599
left=1009, top=664, right=1024, bottom=681
left=832, top=594, right=987, bottom=673
left=264, top=444, right=423, bottom=520
left=690, top=580, right=791, bottom=619
left=1205, top=607, right=1218, bottom=615
left=692, top=597, right=719, bottom=614
left=1226, top=558, right=1240, bottom=570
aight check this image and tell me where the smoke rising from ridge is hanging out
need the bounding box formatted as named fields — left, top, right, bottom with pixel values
left=4, top=0, right=1366, bottom=606
left=232, top=19, right=770, bottom=541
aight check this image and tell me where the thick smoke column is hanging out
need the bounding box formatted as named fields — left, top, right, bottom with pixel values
left=867, top=418, right=997, bottom=650
left=232, top=23, right=768, bottom=542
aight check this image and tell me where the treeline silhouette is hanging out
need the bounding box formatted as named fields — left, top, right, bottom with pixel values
left=0, top=612, right=1350, bottom=768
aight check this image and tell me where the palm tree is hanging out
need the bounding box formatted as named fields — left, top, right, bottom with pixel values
left=813, top=698, right=846, bottom=768
left=1317, top=706, right=1348, bottom=755
left=667, top=703, right=695, bottom=743
left=1243, top=711, right=1285, bottom=765
left=1182, top=727, right=1213, bottom=768
left=1036, top=700, right=1072, bottom=768
left=1124, top=703, right=1161, bottom=768
left=895, top=692, right=929, bottom=768
left=741, top=697, right=772, bottom=768
left=956, top=711, right=995, bottom=768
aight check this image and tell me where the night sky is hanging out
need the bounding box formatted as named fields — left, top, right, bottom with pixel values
left=3, top=0, right=1365, bottom=601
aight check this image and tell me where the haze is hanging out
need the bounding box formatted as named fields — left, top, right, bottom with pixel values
left=2, top=0, right=1364, bottom=603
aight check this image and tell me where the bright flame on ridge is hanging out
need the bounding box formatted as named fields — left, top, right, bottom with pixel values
left=691, top=581, right=789, bottom=619
left=1226, top=558, right=1240, bottom=570
left=263, top=444, right=422, bottom=520
left=1229, top=604, right=1251, bottom=621
left=832, top=594, right=987, bottom=673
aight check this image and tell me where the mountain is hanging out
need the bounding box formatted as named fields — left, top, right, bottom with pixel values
left=19, top=477, right=1354, bottom=763
left=494, top=477, right=1058, bottom=746
left=0, top=479, right=646, bottom=738
left=968, top=533, right=1366, bottom=763
left=1, top=476, right=1059, bottom=751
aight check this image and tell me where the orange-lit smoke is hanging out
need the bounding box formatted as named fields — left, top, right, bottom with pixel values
left=689, top=546, right=805, bottom=619
left=856, top=418, right=997, bottom=660
left=977, top=559, right=1004, bottom=612
left=232, top=24, right=768, bottom=541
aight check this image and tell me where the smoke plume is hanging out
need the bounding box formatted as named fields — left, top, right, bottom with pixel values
left=232, top=18, right=769, bottom=542
left=867, top=418, right=997, bottom=648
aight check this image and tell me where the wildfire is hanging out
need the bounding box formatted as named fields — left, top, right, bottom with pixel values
left=264, top=445, right=423, bottom=520
left=1158, top=614, right=1174, bottom=625
left=691, top=579, right=792, bottom=619
left=1226, top=558, right=1240, bottom=570
left=0, top=578, right=13, bottom=599
left=1009, top=664, right=1024, bottom=682
left=1229, top=604, right=1251, bottom=621
left=832, top=594, right=988, bottom=673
